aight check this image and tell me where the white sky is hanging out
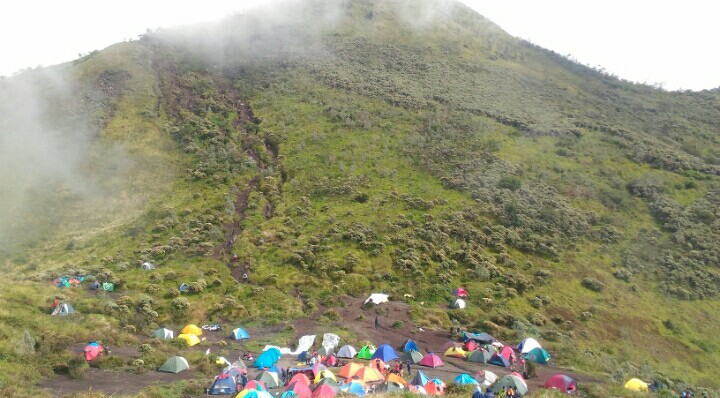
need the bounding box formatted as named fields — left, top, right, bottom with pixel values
left=0, top=0, right=717, bottom=90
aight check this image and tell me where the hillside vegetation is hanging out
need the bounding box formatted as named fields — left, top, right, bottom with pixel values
left=1, top=0, right=719, bottom=396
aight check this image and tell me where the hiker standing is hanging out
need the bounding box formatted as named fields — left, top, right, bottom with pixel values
left=374, top=315, right=380, bottom=329
left=394, top=361, right=400, bottom=374
left=406, top=359, right=411, bottom=375
left=52, top=297, right=59, bottom=309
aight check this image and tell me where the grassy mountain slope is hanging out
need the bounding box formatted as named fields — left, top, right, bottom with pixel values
left=1, top=0, right=719, bottom=396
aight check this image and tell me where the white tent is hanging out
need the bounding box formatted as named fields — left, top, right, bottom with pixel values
left=517, top=337, right=542, bottom=354
left=364, top=293, right=389, bottom=305
left=337, top=345, right=357, bottom=358
left=51, top=303, right=77, bottom=316
left=451, top=299, right=466, bottom=309
left=142, top=262, right=156, bottom=270
left=476, top=370, right=498, bottom=386
left=153, top=328, right=174, bottom=339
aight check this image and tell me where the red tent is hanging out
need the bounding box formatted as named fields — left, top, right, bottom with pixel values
left=464, top=340, right=478, bottom=352
left=452, top=288, right=468, bottom=297
left=286, top=381, right=313, bottom=398
left=289, top=373, right=312, bottom=386
left=418, top=353, right=444, bottom=368
left=323, top=355, right=339, bottom=367
left=83, top=343, right=104, bottom=361
left=312, top=384, right=337, bottom=398
left=544, top=374, right=577, bottom=393
left=244, top=380, right=267, bottom=391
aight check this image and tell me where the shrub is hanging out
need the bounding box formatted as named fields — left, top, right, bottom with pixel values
left=68, top=357, right=88, bottom=380
left=139, top=344, right=154, bottom=355
left=498, top=176, right=522, bottom=191
left=392, top=321, right=404, bottom=329
left=189, top=282, right=204, bottom=294
left=582, top=277, right=605, bottom=292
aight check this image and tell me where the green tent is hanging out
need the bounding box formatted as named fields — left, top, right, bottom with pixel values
left=158, top=356, right=189, bottom=373
left=102, top=282, right=114, bottom=292
left=400, top=349, right=424, bottom=364
left=467, top=349, right=491, bottom=363
left=524, top=347, right=551, bottom=364
left=493, top=375, right=528, bottom=395
left=377, top=381, right=404, bottom=393
left=357, top=345, right=375, bottom=360
left=483, top=344, right=497, bottom=355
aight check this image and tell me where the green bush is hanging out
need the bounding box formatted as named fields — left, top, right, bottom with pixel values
left=582, top=277, right=605, bottom=292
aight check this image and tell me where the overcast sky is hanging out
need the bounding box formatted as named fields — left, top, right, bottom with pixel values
left=0, top=0, right=717, bottom=90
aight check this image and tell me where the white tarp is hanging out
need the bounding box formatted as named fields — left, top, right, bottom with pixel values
left=322, top=333, right=340, bottom=350
left=264, top=334, right=316, bottom=355
left=364, top=293, right=389, bottom=305
left=451, top=299, right=466, bottom=309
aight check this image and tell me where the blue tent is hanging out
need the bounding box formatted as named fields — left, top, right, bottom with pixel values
left=410, top=371, right=430, bottom=386
left=371, top=344, right=399, bottom=362
left=297, top=351, right=308, bottom=362
left=463, top=332, right=495, bottom=344
left=281, top=392, right=297, bottom=398
left=454, top=374, right=479, bottom=385
left=342, top=382, right=366, bottom=397
left=209, top=375, right=238, bottom=395
left=402, top=340, right=418, bottom=352
left=232, top=327, right=251, bottom=340
left=254, top=348, right=282, bottom=368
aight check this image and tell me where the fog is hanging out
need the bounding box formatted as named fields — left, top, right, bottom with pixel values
left=0, top=66, right=132, bottom=256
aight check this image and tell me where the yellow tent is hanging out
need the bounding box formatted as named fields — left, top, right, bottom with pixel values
left=385, top=373, right=407, bottom=386
left=444, top=346, right=468, bottom=358
left=178, top=333, right=201, bottom=347
left=353, top=366, right=383, bottom=383
left=181, top=324, right=203, bottom=336
left=624, top=378, right=648, bottom=392
left=314, top=369, right=337, bottom=383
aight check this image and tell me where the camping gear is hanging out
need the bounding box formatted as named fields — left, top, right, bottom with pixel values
left=232, top=327, right=251, bottom=340
left=317, top=346, right=334, bottom=356
left=401, top=349, right=424, bottom=364
left=363, top=293, right=388, bottom=305
left=517, top=337, right=542, bottom=353
left=323, top=355, right=338, bottom=367
left=464, top=340, right=478, bottom=352
left=450, top=299, right=466, bottom=309
left=454, top=374, right=479, bottom=385
left=254, top=348, right=282, bottom=368
left=452, top=287, right=468, bottom=297
left=489, top=346, right=515, bottom=368
left=467, top=349, right=492, bottom=363
left=439, top=340, right=460, bottom=352
left=493, top=375, right=528, bottom=396
left=401, top=339, right=418, bottom=352
left=179, top=283, right=189, bottom=292
left=312, top=384, right=337, bottom=398
left=289, top=373, right=312, bottom=386
left=286, top=382, right=312, bottom=398
left=51, top=303, right=77, bottom=316
left=385, top=373, right=407, bottom=386
left=338, top=362, right=364, bottom=379
left=545, top=374, right=578, bottom=393
left=209, top=374, right=237, bottom=395
left=341, top=381, right=366, bottom=397
left=244, top=380, right=267, bottom=391
left=377, top=381, right=404, bottom=393
left=336, top=345, right=357, bottom=358
left=178, top=333, right=201, bottom=347
left=371, top=344, right=399, bottom=362
left=356, top=345, right=375, bottom=360
left=102, top=282, right=114, bottom=291
left=83, top=342, right=104, bottom=361
left=418, top=353, right=444, bottom=368
left=239, top=390, right=273, bottom=398
left=153, top=328, right=174, bottom=339
left=463, top=332, right=495, bottom=344
left=314, top=370, right=336, bottom=383
left=525, top=347, right=551, bottom=364
left=352, top=366, right=383, bottom=383
left=158, top=356, right=189, bottom=373
left=423, top=381, right=443, bottom=395
left=410, top=370, right=430, bottom=386
left=624, top=378, right=649, bottom=392
left=256, top=371, right=281, bottom=388
left=142, top=262, right=156, bottom=270
left=181, top=324, right=203, bottom=336
left=444, top=346, right=468, bottom=358
left=475, top=370, right=498, bottom=386
left=223, top=366, right=247, bottom=380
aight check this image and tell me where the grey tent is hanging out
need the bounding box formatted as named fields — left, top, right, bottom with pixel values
left=463, top=332, right=495, bottom=344
left=51, top=303, right=77, bottom=316
left=153, top=328, right=174, bottom=339
left=377, top=381, right=404, bottom=393
left=159, top=356, right=189, bottom=373
left=400, top=349, right=424, bottom=364
left=336, top=345, right=357, bottom=358
left=467, top=349, right=492, bottom=363
left=179, top=283, right=189, bottom=292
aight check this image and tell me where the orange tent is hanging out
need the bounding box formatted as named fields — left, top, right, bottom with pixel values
left=370, top=358, right=386, bottom=372
left=353, top=366, right=383, bottom=383
left=338, top=363, right=364, bottom=379
left=424, top=381, right=444, bottom=395
left=385, top=373, right=407, bottom=386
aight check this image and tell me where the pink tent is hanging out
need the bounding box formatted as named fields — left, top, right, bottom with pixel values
left=418, top=353, right=444, bottom=368
left=286, top=381, right=313, bottom=398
